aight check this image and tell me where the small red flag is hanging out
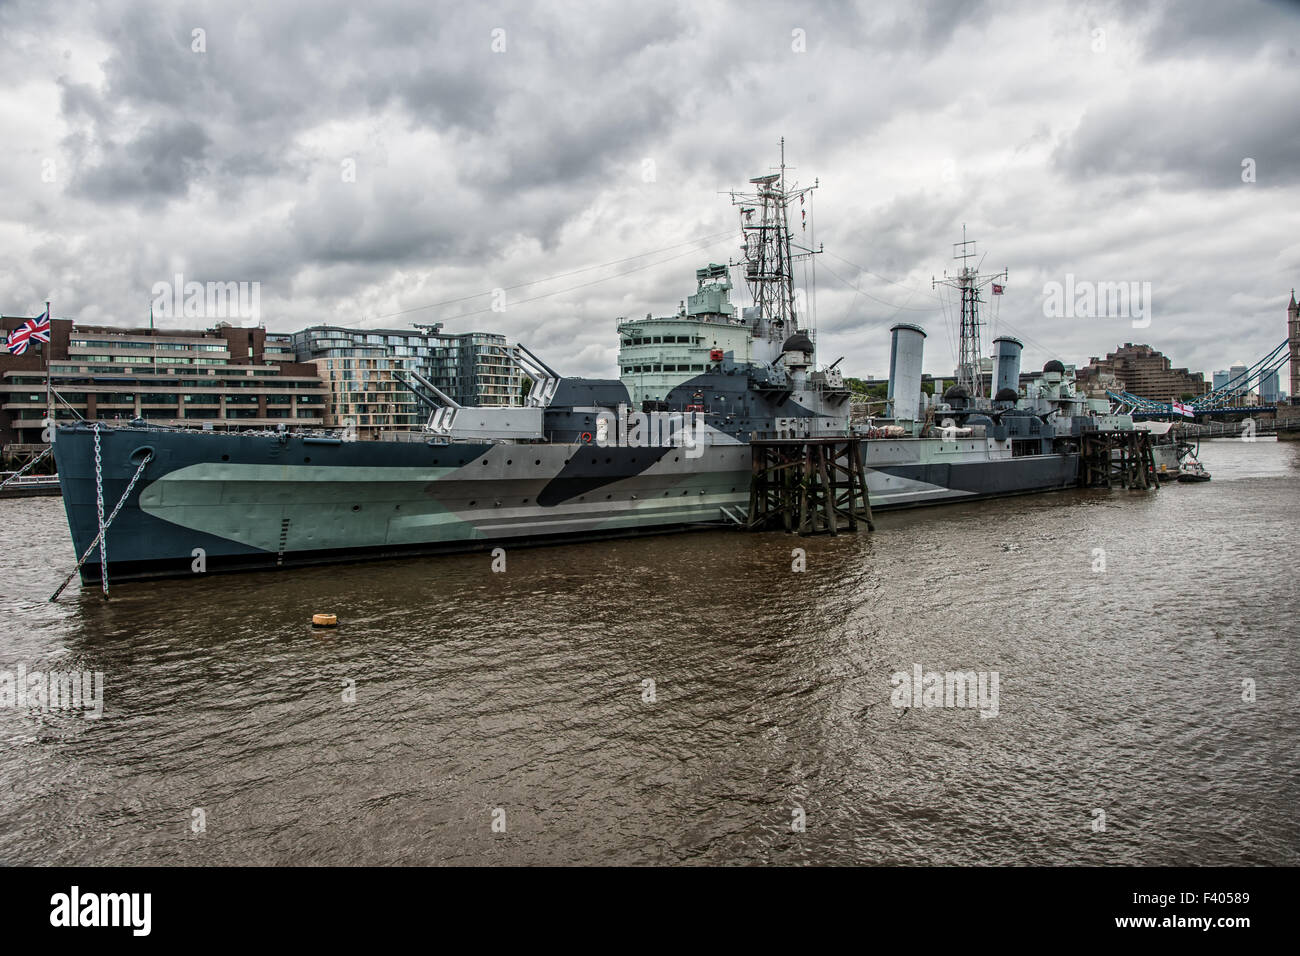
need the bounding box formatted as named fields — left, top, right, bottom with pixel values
left=992, top=283, right=1004, bottom=295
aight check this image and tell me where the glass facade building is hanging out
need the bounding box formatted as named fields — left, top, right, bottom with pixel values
left=291, top=325, right=521, bottom=440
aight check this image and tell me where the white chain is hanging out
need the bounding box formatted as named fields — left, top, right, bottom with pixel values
left=104, top=451, right=153, bottom=531
left=93, top=424, right=108, bottom=595
left=50, top=439, right=153, bottom=602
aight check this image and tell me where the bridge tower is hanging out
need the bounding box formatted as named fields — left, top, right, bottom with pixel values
left=1289, top=290, right=1299, bottom=405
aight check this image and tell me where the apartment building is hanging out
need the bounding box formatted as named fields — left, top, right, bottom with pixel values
left=0, top=317, right=328, bottom=448
left=291, top=325, right=521, bottom=440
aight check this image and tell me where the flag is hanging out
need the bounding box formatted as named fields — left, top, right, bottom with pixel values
left=991, top=283, right=1004, bottom=295
left=1172, top=401, right=1194, bottom=418
left=29, top=305, right=50, bottom=342
left=5, top=307, right=50, bottom=356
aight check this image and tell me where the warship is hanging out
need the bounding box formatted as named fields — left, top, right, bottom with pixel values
left=52, top=154, right=1106, bottom=585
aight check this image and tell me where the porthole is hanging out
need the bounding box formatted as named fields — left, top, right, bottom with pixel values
left=304, top=457, right=311, bottom=463
left=351, top=505, right=360, bottom=512
left=506, top=459, right=512, bottom=466
left=221, top=454, right=230, bottom=461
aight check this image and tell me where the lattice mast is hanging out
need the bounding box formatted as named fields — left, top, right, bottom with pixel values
left=932, top=226, right=1007, bottom=399
left=729, top=138, right=821, bottom=350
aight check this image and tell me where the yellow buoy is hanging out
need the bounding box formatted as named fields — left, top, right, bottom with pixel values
left=312, top=613, right=338, bottom=628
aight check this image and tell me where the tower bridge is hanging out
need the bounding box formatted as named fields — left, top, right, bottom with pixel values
left=1107, top=291, right=1299, bottom=424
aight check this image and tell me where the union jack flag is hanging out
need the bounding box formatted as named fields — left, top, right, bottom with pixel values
left=6, top=307, right=50, bottom=356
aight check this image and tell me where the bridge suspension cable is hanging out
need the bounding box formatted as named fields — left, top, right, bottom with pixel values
left=1106, top=337, right=1290, bottom=416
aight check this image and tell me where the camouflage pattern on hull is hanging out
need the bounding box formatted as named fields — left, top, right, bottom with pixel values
left=53, top=425, right=752, bottom=583
left=54, top=423, right=1080, bottom=584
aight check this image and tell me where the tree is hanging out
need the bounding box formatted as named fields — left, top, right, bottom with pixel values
left=845, top=377, right=887, bottom=400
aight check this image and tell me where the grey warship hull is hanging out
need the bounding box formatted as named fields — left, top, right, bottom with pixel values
left=53, top=424, right=1078, bottom=583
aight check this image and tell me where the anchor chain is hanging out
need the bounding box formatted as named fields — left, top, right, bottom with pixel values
left=48, top=439, right=154, bottom=602
left=94, top=425, right=108, bottom=596
left=0, top=445, right=54, bottom=491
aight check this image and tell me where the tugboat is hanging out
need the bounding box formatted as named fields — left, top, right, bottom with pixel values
left=1177, top=457, right=1211, bottom=482
left=1135, top=420, right=1196, bottom=478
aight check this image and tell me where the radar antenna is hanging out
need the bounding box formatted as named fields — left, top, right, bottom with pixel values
left=932, top=224, right=1007, bottom=399
left=728, top=137, right=821, bottom=350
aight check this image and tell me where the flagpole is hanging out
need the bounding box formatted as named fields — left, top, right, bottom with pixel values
left=45, top=300, right=53, bottom=452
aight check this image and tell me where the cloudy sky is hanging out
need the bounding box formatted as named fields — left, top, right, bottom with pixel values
left=2, top=0, right=1298, bottom=385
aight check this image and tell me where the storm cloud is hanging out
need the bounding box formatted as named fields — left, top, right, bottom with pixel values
left=1, top=0, right=1297, bottom=383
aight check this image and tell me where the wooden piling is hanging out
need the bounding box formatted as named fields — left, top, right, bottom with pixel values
left=747, top=437, right=874, bottom=534
left=1078, top=429, right=1159, bottom=490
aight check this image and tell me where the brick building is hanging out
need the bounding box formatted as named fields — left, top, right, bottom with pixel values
left=1074, top=343, right=1208, bottom=403
left=1, top=317, right=328, bottom=451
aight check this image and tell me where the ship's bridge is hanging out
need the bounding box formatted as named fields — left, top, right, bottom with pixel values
left=616, top=264, right=763, bottom=406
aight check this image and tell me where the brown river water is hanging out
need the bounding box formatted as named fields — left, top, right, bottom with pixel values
left=1, top=438, right=1296, bottom=865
